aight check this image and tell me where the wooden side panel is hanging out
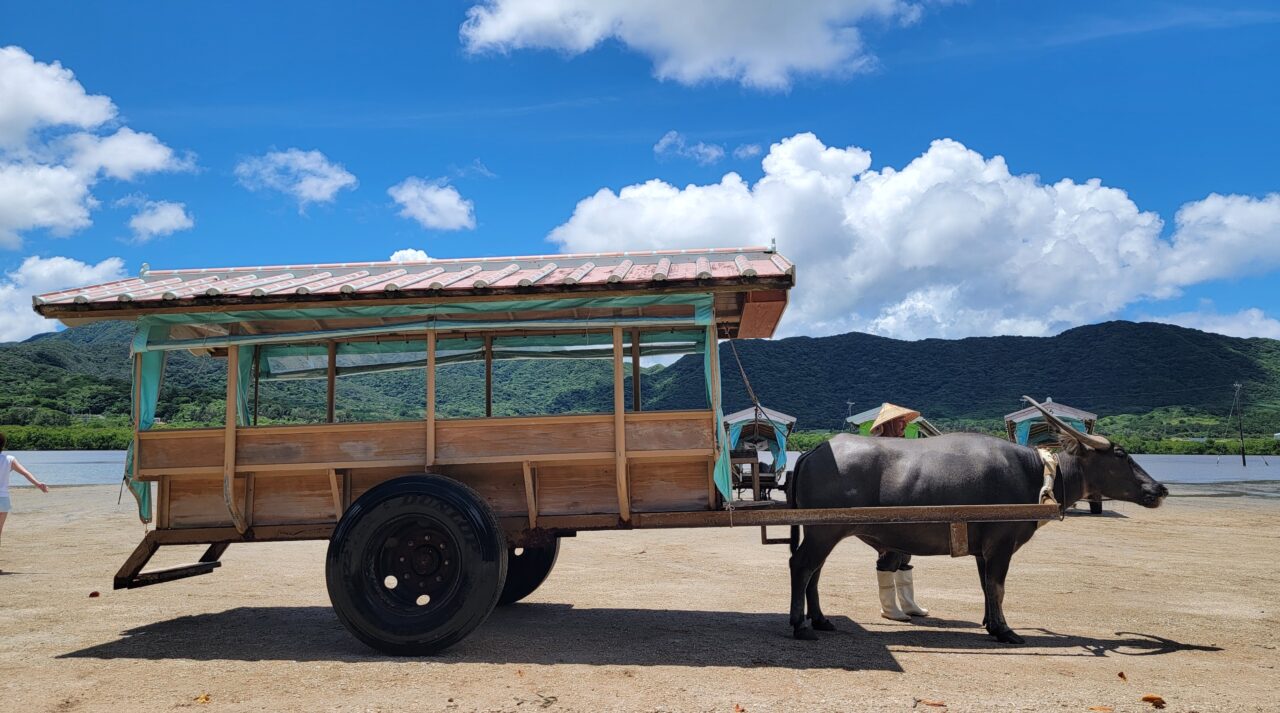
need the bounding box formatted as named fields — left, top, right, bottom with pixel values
left=251, top=471, right=338, bottom=526
left=138, top=430, right=223, bottom=472
left=436, top=462, right=527, bottom=517
left=168, top=475, right=246, bottom=528
left=238, top=423, right=425, bottom=467
left=535, top=462, right=619, bottom=516
left=630, top=458, right=712, bottom=513
left=625, top=412, right=713, bottom=452
left=435, top=415, right=614, bottom=462
left=348, top=466, right=422, bottom=502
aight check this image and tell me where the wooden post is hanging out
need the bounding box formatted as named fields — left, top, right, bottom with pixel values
left=484, top=334, right=494, bottom=417
left=223, top=347, right=248, bottom=534
left=326, top=342, right=337, bottom=423
left=426, top=331, right=437, bottom=467
left=613, top=327, right=631, bottom=522
left=522, top=461, right=538, bottom=529
left=630, top=328, right=641, bottom=412
left=251, top=349, right=260, bottom=426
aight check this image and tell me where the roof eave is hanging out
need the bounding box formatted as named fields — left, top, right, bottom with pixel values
left=33, top=275, right=795, bottom=322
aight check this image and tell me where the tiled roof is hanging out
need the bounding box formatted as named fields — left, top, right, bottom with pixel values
left=33, top=247, right=794, bottom=312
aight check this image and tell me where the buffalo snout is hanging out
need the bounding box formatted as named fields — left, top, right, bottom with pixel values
left=1140, top=482, right=1169, bottom=508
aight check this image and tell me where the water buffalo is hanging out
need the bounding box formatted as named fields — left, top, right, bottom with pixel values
left=787, top=397, right=1167, bottom=644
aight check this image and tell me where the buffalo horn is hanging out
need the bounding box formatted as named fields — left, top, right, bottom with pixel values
left=1021, top=395, right=1111, bottom=450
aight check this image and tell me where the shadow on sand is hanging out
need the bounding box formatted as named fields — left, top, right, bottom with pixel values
left=59, top=604, right=1220, bottom=668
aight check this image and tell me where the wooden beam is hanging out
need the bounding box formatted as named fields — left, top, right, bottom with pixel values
left=613, top=326, right=631, bottom=522
left=949, top=522, right=970, bottom=557
left=328, top=468, right=343, bottom=521
left=522, top=461, right=538, bottom=529
left=325, top=341, right=337, bottom=423
left=630, top=328, right=641, bottom=412
left=426, top=331, right=437, bottom=467
left=244, top=473, right=255, bottom=528
left=223, top=347, right=248, bottom=534
left=484, top=334, right=493, bottom=417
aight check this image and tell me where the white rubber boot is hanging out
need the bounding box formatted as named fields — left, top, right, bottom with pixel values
left=895, top=568, right=929, bottom=617
left=878, top=570, right=910, bottom=621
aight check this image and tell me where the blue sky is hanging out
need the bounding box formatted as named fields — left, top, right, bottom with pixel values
left=2, top=1, right=1279, bottom=341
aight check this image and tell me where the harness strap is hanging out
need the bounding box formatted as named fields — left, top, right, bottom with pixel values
left=1036, top=447, right=1059, bottom=506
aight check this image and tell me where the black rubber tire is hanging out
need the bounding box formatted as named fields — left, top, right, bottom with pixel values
left=326, top=474, right=507, bottom=656
left=1089, top=499, right=1104, bottom=515
left=497, top=539, right=561, bottom=605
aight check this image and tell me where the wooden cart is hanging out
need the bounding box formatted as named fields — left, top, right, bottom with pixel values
left=34, top=246, right=1057, bottom=655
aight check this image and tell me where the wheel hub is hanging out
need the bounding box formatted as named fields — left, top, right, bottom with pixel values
left=377, top=522, right=459, bottom=602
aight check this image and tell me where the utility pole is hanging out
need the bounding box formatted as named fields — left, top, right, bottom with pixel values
left=1233, top=383, right=1247, bottom=467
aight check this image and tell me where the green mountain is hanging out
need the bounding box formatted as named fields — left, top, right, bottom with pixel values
left=3, top=320, right=1279, bottom=443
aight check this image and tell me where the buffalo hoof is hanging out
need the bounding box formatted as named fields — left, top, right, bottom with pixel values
left=990, top=628, right=1025, bottom=645
left=811, top=617, right=836, bottom=632
left=793, top=626, right=819, bottom=641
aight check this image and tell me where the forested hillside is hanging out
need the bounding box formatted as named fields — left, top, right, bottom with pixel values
left=3, top=320, right=1279, bottom=445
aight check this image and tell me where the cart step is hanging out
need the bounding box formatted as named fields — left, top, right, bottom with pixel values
left=114, top=536, right=230, bottom=590
left=125, top=560, right=222, bottom=589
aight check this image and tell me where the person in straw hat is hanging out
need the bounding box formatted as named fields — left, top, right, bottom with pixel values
left=868, top=403, right=930, bottom=621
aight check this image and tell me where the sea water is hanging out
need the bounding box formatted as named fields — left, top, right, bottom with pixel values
left=5, top=450, right=1277, bottom=497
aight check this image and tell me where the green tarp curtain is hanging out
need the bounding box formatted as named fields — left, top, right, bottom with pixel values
left=122, top=337, right=165, bottom=523
left=705, top=325, right=731, bottom=500
left=132, top=294, right=715, bottom=353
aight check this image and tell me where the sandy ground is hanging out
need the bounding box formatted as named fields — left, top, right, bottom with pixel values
left=0, top=485, right=1276, bottom=713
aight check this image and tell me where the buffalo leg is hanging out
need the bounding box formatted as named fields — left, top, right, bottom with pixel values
left=806, top=565, right=836, bottom=631
left=980, top=543, right=1024, bottom=644
left=789, top=526, right=840, bottom=640
left=974, top=554, right=989, bottom=627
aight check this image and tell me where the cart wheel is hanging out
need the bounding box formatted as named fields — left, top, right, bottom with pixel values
left=1089, top=499, right=1104, bottom=515
left=498, top=539, right=560, bottom=605
left=326, top=474, right=507, bottom=655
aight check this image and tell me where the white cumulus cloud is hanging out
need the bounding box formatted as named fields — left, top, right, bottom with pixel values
left=654, top=131, right=725, bottom=165
left=127, top=200, right=194, bottom=242
left=390, top=248, right=431, bottom=262
left=549, top=132, right=1280, bottom=340
left=235, top=148, right=358, bottom=210
left=0, top=255, right=126, bottom=342
left=0, top=46, right=193, bottom=248
left=1151, top=307, right=1280, bottom=340
left=388, top=177, right=476, bottom=231
left=0, top=46, right=116, bottom=148
left=460, top=0, right=920, bottom=90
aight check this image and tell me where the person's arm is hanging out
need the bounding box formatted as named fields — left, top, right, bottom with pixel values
left=10, top=459, right=48, bottom=493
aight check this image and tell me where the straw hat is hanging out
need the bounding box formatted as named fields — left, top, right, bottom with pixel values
left=870, top=403, right=920, bottom=435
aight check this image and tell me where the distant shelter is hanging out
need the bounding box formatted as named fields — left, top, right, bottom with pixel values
left=1003, top=398, right=1097, bottom=447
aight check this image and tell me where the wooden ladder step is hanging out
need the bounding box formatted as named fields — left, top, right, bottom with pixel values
left=125, top=560, right=222, bottom=589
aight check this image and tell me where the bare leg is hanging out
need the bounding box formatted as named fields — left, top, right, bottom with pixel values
left=789, top=526, right=841, bottom=640
left=0, top=511, right=7, bottom=547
